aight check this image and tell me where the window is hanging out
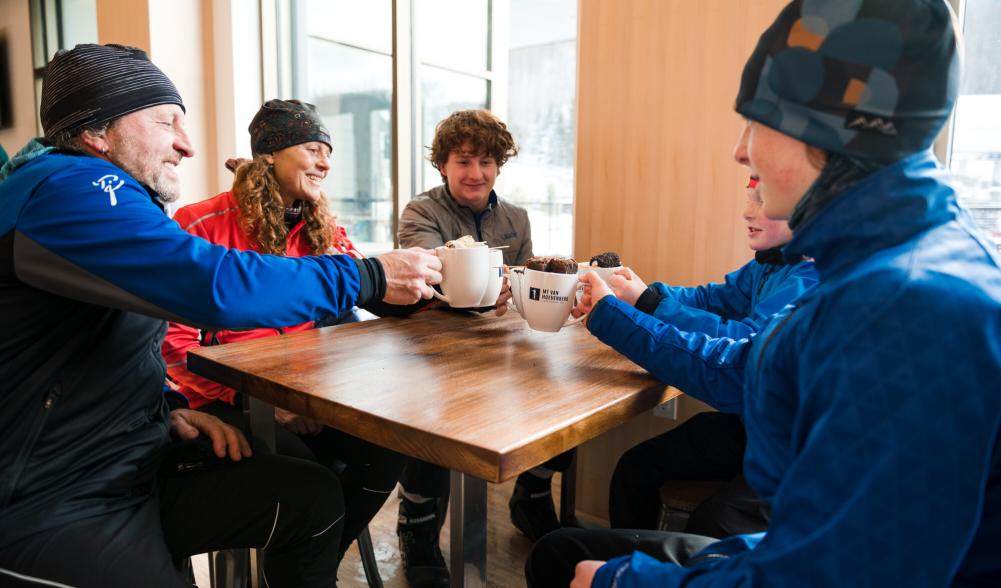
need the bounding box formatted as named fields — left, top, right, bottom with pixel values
left=280, top=0, right=577, bottom=256
left=416, top=0, right=491, bottom=192
left=948, top=0, right=1001, bottom=251
left=297, top=0, right=394, bottom=253
left=497, top=0, right=577, bottom=256
left=29, top=0, right=98, bottom=132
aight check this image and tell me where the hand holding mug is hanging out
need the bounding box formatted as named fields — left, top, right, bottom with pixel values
left=608, top=267, right=647, bottom=306
left=494, top=270, right=512, bottom=317
left=575, top=270, right=614, bottom=316
left=379, top=247, right=443, bottom=304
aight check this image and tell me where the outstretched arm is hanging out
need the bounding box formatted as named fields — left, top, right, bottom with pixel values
left=580, top=272, right=751, bottom=413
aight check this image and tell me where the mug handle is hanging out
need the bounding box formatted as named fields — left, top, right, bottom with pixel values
left=564, top=312, right=586, bottom=326
left=432, top=290, right=452, bottom=304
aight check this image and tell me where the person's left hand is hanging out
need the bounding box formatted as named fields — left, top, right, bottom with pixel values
left=608, top=267, right=647, bottom=307
left=494, top=270, right=512, bottom=317
left=571, top=560, right=606, bottom=588
left=169, top=408, right=253, bottom=462
left=573, top=271, right=615, bottom=320
left=275, top=407, right=324, bottom=436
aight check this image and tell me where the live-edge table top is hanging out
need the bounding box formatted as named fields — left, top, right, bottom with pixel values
left=188, top=309, right=680, bottom=483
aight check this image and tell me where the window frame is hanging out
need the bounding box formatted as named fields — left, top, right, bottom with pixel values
left=265, top=0, right=504, bottom=252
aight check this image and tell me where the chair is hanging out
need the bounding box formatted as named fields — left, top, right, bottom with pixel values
left=656, top=480, right=724, bottom=532
left=207, top=549, right=249, bottom=588
left=206, top=531, right=381, bottom=588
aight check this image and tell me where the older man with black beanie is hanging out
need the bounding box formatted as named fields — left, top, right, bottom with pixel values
left=0, top=43, right=441, bottom=587
left=528, top=1, right=1001, bottom=587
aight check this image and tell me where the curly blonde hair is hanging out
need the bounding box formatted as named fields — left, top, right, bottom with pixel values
left=232, top=157, right=338, bottom=255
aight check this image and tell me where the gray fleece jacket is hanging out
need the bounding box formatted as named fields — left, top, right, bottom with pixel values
left=398, top=185, right=533, bottom=266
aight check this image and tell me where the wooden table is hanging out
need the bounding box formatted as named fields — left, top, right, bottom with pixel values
left=189, top=309, right=681, bottom=587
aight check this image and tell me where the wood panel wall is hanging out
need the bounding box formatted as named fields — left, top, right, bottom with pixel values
left=572, top=0, right=790, bottom=521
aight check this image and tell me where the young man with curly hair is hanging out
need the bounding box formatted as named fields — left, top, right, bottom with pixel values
left=396, top=109, right=560, bottom=587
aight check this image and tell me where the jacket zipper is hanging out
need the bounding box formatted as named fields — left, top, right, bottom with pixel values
left=755, top=264, right=778, bottom=301
left=754, top=306, right=799, bottom=385
left=0, top=384, right=62, bottom=508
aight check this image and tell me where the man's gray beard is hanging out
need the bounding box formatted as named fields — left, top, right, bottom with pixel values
left=115, top=159, right=181, bottom=203
left=151, top=177, right=181, bottom=203
left=107, top=135, right=182, bottom=203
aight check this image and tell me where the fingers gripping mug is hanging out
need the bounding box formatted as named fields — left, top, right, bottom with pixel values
left=432, top=245, right=490, bottom=308
left=507, top=267, right=526, bottom=317
left=576, top=263, right=623, bottom=299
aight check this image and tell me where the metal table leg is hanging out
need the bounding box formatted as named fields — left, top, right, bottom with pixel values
left=448, top=471, right=487, bottom=588
left=243, top=394, right=277, bottom=452
left=242, top=395, right=275, bottom=588
left=560, top=451, right=578, bottom=526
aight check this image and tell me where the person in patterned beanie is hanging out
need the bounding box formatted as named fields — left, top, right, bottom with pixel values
left=529, top=1, right=1001, bottom=587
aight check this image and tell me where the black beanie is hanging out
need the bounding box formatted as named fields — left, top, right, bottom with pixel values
left=40, top=44, right=185, bottom=138
left=735, top=0, right=960, bottom=164
left=249, top=99, right=332, bottom=156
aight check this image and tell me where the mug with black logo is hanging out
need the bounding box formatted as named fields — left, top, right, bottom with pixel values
left=518, top=268, right=585, bottom=332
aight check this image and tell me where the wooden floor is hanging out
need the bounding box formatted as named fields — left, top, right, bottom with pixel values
left=194, top=476, right=560, bottom=587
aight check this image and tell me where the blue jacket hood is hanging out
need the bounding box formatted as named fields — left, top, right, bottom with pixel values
left=785, top=149, right=961, bottom=279
left=592, top=149, right=1001, bottom=587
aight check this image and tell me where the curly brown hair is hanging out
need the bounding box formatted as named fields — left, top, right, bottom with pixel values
left=231, top=157, right=338, bottom=255
left=429, top=109, right=518, bottom=179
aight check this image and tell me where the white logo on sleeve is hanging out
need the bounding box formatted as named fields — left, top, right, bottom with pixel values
left=92, top=174, right=125, bottom=206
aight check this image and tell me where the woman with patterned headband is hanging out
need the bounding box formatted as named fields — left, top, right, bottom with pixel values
left=162, top=99, right=407, bottom=572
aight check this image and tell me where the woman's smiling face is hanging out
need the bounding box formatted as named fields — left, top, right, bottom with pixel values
left=269, top=141, right=332, bottom=204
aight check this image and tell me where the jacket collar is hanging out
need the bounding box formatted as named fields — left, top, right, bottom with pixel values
left=0, top=138, right=55, bottom=183
left=784, top=149, right=959, bottom=279
left=442, top=183, right=498, bottom=216
left=754, top=246, right=787, bottom=266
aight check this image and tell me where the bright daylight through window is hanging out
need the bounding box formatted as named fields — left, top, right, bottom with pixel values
left=293, top=0, right=576, bottom=256
left=949, top=0, right=1001, bottom=250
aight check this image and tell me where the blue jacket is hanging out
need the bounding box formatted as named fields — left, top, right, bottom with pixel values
left=591, top=150, right=1001, bottom=587
left=0, top=149, right=370, bottom=546
left=588, top=258, right=816, bottom=414
left=642, top=255, right=817, bottom=340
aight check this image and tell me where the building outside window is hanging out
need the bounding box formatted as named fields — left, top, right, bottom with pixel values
left=499, top=0, right=577, bottom=256
left=299, top=0, right=395, bottom=253
left=285, top=0, right=576, bottom=256
left=949, top=0, right=1001, bottom=251
left=29, top=0, right=98, bottom=132
left=415, top=0, right=491, bottom=193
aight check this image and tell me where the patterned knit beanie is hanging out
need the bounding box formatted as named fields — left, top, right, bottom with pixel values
left=41, top=44, right=185, bottom=138
left=249, top=99, right=332, bottom=156
left=735, top=0, right=960, bottom=163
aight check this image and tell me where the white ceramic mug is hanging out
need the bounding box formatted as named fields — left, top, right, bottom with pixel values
left=576, top=263, right=622, bottom=302
left=520, top=268, right=586, bottom=332
left=433, top=245, right=490, bottom=308
left=506, top=267, right=526, bottom=317
left=475, top=249, right=505, bottom=307
left=576, top=262, right=623, bottom=283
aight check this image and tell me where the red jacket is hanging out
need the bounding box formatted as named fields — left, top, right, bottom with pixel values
left=162, top=191, right=361, bottom=408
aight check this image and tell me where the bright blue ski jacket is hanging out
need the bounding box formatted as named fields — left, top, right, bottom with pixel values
left=590, top=256, right=816, bottom=414
left=590, top=151, right=1001, bottom=587
left=642, top=255, right=816, bottom=341
left=0, top=149, right=369, bottom=546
